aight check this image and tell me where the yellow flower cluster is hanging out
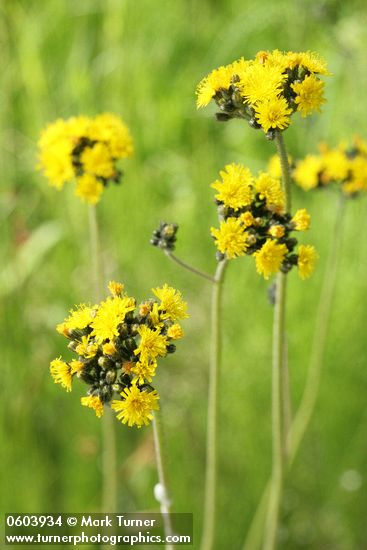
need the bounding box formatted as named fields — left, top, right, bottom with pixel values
left=50, top=281, right=188, bottom=428
left=196, top=50, right=328, bottom=136
left=293, top=137, right=367, bottom=196
left=210, top=163, right=317, bottom=279
left=38, top=113, right=134, bottom=204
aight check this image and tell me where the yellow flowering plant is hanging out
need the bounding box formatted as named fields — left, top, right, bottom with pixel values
left=38, top=113, right=133, bottom=204
left=50, top=281, right=188, bottom=428
left=293, top=137, right=367, bottom=196
left=209, top=163, right=317, bottom=280
left=196, top=50, right=329, bottom=138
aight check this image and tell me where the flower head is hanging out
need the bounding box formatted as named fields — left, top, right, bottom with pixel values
left=50, top=282, right=187, bottom=428
left=255, top=96, right=292, bottom=133
left=291, top=75, right=325, bottom=117
left=298, top=245, right=318, bottom=279
left=152, top=284, right=188, bottom=321
left=50, top=358, right=72, bottom=392
left=211, top=163, right=254, bottom=210
left=38, top=113, right=133, bottom=204
left=81, top=395, right=104, bottom=418
left=211, top=217, right=248, bottom=259
left=254, top=240, right=288, bottom=279
left=292, top=209, right=311, bottom=231
left=112, top=386, right=159, bottom=428
left=196, top=50, right=329, bottom=135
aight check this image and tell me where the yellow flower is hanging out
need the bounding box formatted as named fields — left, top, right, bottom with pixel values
left=196, top=65, right=234, bottom=108
left=254, top=239, right=288, bottom=279
left=268, top=225, right=285, bottom=238
left=70, top=360, right=84, bottom=376
left=90, top=296, right=136, bottom=343
left=75, top=335, right=98, bottom=358
left=149, top=302, right=164, bottom=328
left=131, top=360, right=157, bottom=385
left=75, top=174, right=104, bottom=205
left=102, top=341, right=117, bottom=356
left=81, top=395, right=104, bottom=418
left=285, top=51, right=329, bottom=75
left=255, top=96, right=292, bottom=133
left=61, top=304, right=97, bottom=331
left=167, top=323, right=184, bottom=340
left=89, top=113, right=134, bottom=158
left=108, top=281, right=124, bottom=297
left=292, top=209, right=311, bottom=231
left=239, top=63, right=287, bottom=105
left=211, top=163, right=254, bottom=210
left=81, top=142, right=115, bottom=179
left=293, top=155, right=323, bottom=190
left=134, top=326, right=168, bottom=362
left=37, top=119, right=74, bottom=189
left=291, top=75, right=326, bottom=117
left=298, top=245, right=318, bottom=279
left=255, top=172, right=285, bottom=210
left=50, top=358, right=72, bottom=392
left=210, top=217, right=248, bottom=259
left=111, top=386, right=159, bottom=428
left=240, top=211, right=255, bottom=227
left=152, top=284, right=189, bottom=321
left=322, top=149, right=350, bottom=182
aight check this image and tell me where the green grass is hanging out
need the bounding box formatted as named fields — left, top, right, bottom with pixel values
left=2, top=0, right=367, bottom=548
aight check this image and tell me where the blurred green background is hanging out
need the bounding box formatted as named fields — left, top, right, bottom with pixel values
left=1, top=0, right=367, bottom=548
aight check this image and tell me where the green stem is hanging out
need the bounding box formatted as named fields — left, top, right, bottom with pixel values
left=152, top=411, right=174, bottom=550
left=288, top=194, right=346, bottom=464
left=164, top=251, right=216, bottom=283
left=262, top=131, right=292, bottom=550
left=200, top=259, right=228, bottom=550
left=242, top=195, right=347, bottom=550
left=274, top=131, right=292, bottom=212
left=88, top=206, right=117, bottom=516
left=263, top=272, right=287, bottom=550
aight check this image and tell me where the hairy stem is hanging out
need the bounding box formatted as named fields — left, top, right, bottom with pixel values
left=262, top=131, right=292, bottom=550
left=200, top=259, right=228, bottom=550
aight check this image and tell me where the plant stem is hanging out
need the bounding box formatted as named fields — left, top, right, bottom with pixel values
left=242, top=195, right=347, bottom=550
left=200, top=259, right=228, bottom=550
left=152, top=411, right=174, bottom=550
left=88, top=206, right=117, bottom=516
left=262, top=131, right=292, bottom=550
left=165, top=251, right=216, bottom=283
left=263, top=271, right=287, bottom=550
left=274, top=131, right=292, bottom=212
left=288, top=194, right=346, bottom=464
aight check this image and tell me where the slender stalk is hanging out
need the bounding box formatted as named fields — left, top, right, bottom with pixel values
left=88, top=206, right=118, bottom=515
left=200, top=259, right=228, bottom=550
left=243, top=481, right=271, bottom=550
left=165, top=250, right=216, bottom=283
left=288, top=194, right=346, bottom=464
left=263, top=272, right=287, bottom=550
left=274, top=131, right=292, bottom=212
left=152, top=411, right=174, bottom=550
left=242, top=195, right=347, bottom=550
left=262, top=132, right=292, bottom=550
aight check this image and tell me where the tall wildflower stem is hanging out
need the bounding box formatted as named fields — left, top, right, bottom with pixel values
left=263, top=132, right=292, bottom=550
left=152, top=411, right=174, bottom=550
left=201, top=259, right=228, bottom=550
left=88, top=206, right=117, bottom=515
left=288, top=194, right=346, bottom=463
